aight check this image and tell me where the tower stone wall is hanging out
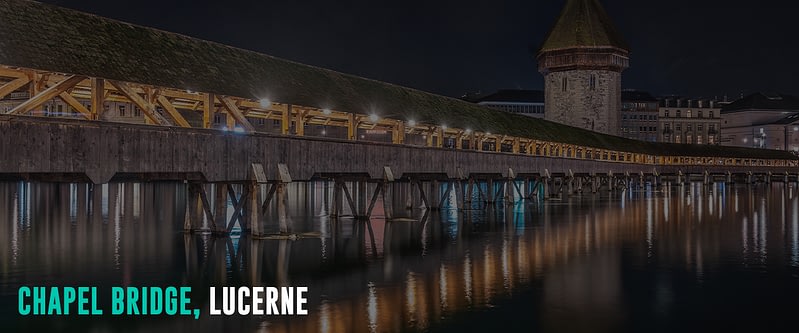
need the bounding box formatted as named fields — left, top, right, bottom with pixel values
left=544, top=70, right=621, bottom=135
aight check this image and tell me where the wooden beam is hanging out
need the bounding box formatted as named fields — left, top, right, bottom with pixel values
left=0, top=67, right=27, bottom=79
left=0, top=77, right=30, bottom=101
left=218, top=96, right=255, bottom=133
left=156, top=95, right=191, bottom=127
left=202, top=93, right=214, bottom=128
left=108, top=80, right=170, bottom=125
left=57, top=91, right=91, bottom=119
left=9, top=75, right=86, bottom=115
left=90, top=78, right=104, bottom=120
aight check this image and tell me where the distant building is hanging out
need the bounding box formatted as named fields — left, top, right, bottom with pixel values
left=620, top=90, right=659, bottom=141
left=467, top=90, right=545, bottom=118
left=720, top=92, right=799, bottom=151
left=659, top=97, right=721, bottom=145
left=537, top=0, right=629, bottom=135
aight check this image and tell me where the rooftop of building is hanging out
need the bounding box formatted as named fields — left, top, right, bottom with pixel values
left=538, top=0, right=629, bottom=54
left=622, top=90, right=658, bottom=102
left=721, top=92, right=799, bottom=113
left=466, top=90, right=545, bottom=104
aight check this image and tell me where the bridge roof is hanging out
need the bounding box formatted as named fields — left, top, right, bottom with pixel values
left=0, top=0, right=794, bottom=160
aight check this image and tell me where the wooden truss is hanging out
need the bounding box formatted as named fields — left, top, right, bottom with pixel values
left=0, top=65, right=795, bottom=168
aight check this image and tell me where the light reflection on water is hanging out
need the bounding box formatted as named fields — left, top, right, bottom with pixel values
left=0, top=182, right=799, bottom=332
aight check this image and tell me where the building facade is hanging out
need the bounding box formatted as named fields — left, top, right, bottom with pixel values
left=720, top=92, right=799, bottom=151
left=658, top=98, right=722, bottom=145
left=537, top=0, right=630, bottom=135
left=620, top=91, right=659, bottom=141
left=466, top=90, right=545, bottom=118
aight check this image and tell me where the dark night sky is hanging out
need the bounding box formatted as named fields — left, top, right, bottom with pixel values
left=39, top=0, right=799, bottom=100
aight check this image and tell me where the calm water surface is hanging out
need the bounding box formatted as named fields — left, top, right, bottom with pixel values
left=1, top=181, right=799, bottom=332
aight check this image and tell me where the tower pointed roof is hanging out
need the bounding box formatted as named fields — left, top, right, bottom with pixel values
left=538, top=0, right=629, bottom=54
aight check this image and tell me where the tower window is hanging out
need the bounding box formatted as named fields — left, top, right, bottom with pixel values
left=562, top=77, right=568, bottom=92
left=589, top=74, right=597, bottom=91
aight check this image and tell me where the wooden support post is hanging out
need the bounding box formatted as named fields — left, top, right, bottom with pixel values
left=437, top=127, right=444, bottom=148
left=260, top=183, right=278, bottom=214
left=358, top=181, right=368, bottom=216
left=274, top=164, right=291, bottom=233
left=382, top=181, right=393, bottom=219
left=282, top=104, right=292, bottom=135
left=203, top=93, right=214, bottom=129
left=331, top=181, right=341, bottom=218
left=214, top=184, right=227, bottom=233
left=226, top=185, right=249, bottom=233
left=416, top=181, right=429, bottom=208
left=295, top=109, right=305, bottom=136
left=365, top=183, right=383, bottom=219
left=438, top=181, right=453, bottom=209
left=195, top=184, right=217, bottom=230
left=486, top=178, right=495, bottom=204
left=184, top=184, right=204, bottom=232
left=342, top=182, right=358, bottom=216
left=429, top=180, right=440, bottom=210
left=243, top=182, right=257, bottom=234
left=346, top=114, right=355, bottom=140
left=465, top=178, right=474, bottom=206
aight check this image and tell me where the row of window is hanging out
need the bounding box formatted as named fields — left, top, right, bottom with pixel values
left=622, top=126, right=658, bottom=133
left=663, top=110, right=717, bottom=119
left=664, top=124, right=717, bottom=132
left=622, top=114, right=657, bottom=121
left=667, top=135, right=716, bottom=145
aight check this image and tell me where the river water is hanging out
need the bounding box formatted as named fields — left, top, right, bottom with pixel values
left=1, top=181, right=799, bottom=332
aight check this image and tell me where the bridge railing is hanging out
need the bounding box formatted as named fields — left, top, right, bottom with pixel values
left=1, top=65, right=797, bottom=169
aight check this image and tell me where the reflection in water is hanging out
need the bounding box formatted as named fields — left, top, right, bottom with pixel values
left=1, top=182, right=799, bottom=332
